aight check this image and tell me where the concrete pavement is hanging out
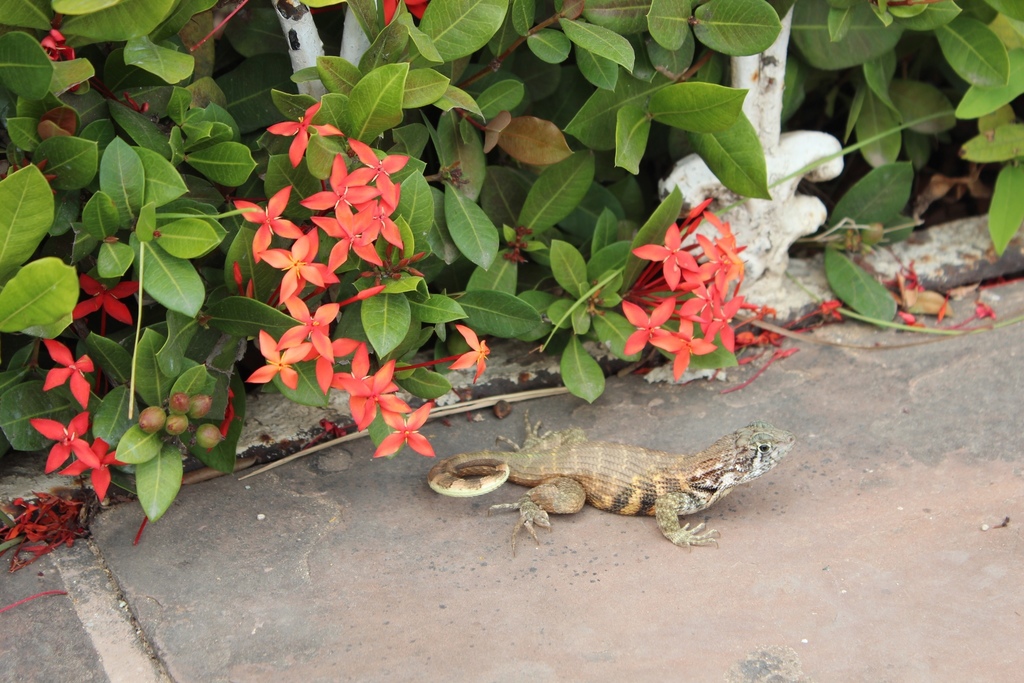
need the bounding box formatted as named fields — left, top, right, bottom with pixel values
left=2, top=282, right=1023, bottom=682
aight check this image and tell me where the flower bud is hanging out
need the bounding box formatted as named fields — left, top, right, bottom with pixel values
left=188, top=394, right=213, bottom=419
left=195, top=423, right=223, bottom=449
left=164, top=414, right=189, bottom=436
left=168, top=392, right=191, bottom=415
left=138, top=406, right=167, bottom=434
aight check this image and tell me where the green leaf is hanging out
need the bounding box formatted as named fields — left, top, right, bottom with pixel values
left=444, top=184, right=499, bottom=269
left=0, top=381, right=77, bottom=451
left=206, top=296, right=297, bottom=338
left=935, top=16, right=1009, bottom=87
left=216, top=53, right=295, bottom=134
left=116, top=424, right=164, bottom=465
left=49, top=57, right=94, bottom=95
left=648, top=82, right=747, bottom=133
left=830, top=162, right=913, bottom=228
left=436, top=111, right=486, bottom=201
left=477, top=79, right=525, bottom=119
left=433, top=85, right=483, bottom=117
left=273, top=361, right=329, bottom=407
left=100, top=137, right=145, bottom=226
left=124, top=35, right=194, bottom=84
left=956, top=50, right=1024, bottom=120
left=132, top=328, right=175, bottom=406
left=456, top=290, right=541, bottom=336
left=170, top=364, right=215, bottom=398
left=614, top=104, right=647, bottom=175
left=575, top=45, right=619, bottom=90
left=155, top=217, right=226, bottom=258
left=343, top=63, right=409, bottom=143
left=135, top=444, right=183, bottom=522
left=467, top=259, right=517, bottom=294
left=185, top=142, right=255, bottom=187
left=137, top=147, right=188, bottom=206
left=0, top=258, right=78, bottom=332
left=157, top=310, right=198, bottom=378
left=480, top=166, right=531, bottom=228
left=3, top=0, right=52, bottom=30
left=60, top=0, right=177, bottom=43
left=528, top=29, right=572, bottom=64
left=688, top=112, right=770, bottom=198
left=33, top=136, right=98, bottom=190
left=361, top=293, right=412, bottom=357
left=791, top=0, right=903, bottom=71
left=566, top=72, right=669, bottom=151
left=593, top=310, right=641, bottom=361
left=560, top=19, right=635, bottom=72
left=317, top=55, right=362, bottom=95
left=0, top=30, right=54, bottom=100
left=419, top=0, right=509, bottom=61
left=97, top=241, right=136, bottom=278
left=0, top=165, right=55, bottom=282
left=549, top=240, right=588, bottom=299
left=623, top=186, right=682, bottom=291
left=109, top=101, right=172, bottom=158
left=518, top=151, right=595, bottom=233
left=989, top=165, right=1024, bottom=256
left=394, top=368, right=452, bottom=400
left=85, top=332, right=133, bottom=384
left=889, top=80, right=954, bottom=134
left=582, top=0, right=649, bottom=33
left=92, top=385, right=134, bottom=446
left=133, top=238, right=205, bottom=317
left=409, top=294, right=467, bottom=323
left=824, top=249, right=896, bottom=321
left=960, top=124, right=1024, bottom=163
left=691, top=0, right=781, bottom=56
left=855, top=88, right=901, bottom=167
left=560, top=335, right=604, bottom=403
left=403, top=69, right=450, bottom=108
left=648, top=0, right=692, bottom=51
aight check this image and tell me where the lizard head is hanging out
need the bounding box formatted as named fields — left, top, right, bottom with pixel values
left=738, top=421, right=796, bottom=479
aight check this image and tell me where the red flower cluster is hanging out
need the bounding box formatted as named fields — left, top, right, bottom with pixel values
left=242, top=105, right=489, bottom=458
left=626, top=200, right=747, bottom=380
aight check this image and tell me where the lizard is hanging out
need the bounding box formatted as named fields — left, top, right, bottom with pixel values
left=427, top=414, right=796, bottom=554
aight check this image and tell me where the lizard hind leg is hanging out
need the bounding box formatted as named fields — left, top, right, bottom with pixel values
left=488, top=477, right=587, bottom=555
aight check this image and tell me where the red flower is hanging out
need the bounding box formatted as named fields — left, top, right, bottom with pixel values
left=41, top=339, right=94, bottom=410
left=311, top=209, right=383, bottom=269
left=59, top=438, right=125, bottom=501
left=374, top=402, right=435, bottom=458
left=40, top=30, right=74, bottom=61
left=73, top=275, right=138, bottom=326
left=267, top=102, right=344, bottom=168
left=246, top=331, right=312, bottom=390
left=448, top=325, right=489, bottom=383
left=235, top=186, right=304, bottom=261
left=348, top=139, right=409, bottom=181
left=650, top=321, right=717, bottom=381
left=622, top=297, right=676, bottom=356
left=259, top=231, right=338, bottom=302
left=300, top=154, right=378, bottom=215
left=333, top=346, right=409, bottom=431
left=632, top=224, right=704, bottom=292
left=30, top=412, right=92, bottom=474
left=383, top=0, right=430, bottom=24
left=696, top=228, right=745, bottom=292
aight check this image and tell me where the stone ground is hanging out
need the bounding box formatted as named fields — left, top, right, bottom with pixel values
left=2, top=282, right=1023, bottom=683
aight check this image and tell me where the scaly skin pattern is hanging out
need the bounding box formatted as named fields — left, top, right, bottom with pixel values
left=427, top=415, right=796, bottom=553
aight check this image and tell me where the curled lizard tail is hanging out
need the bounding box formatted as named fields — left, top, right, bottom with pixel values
left=427, top=454, right=511, bottom=498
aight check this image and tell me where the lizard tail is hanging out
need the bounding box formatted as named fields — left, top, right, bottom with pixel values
left=427, top=456, right=511, bottom=498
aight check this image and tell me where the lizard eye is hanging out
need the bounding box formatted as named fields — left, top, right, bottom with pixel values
left=757, top=443, right=772, bottom=455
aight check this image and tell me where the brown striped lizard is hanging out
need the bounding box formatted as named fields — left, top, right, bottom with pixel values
left=427, top=414, right=796, bottom=553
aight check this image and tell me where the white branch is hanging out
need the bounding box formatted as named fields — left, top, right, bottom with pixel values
left=341, top=6, right=373, bottom=65
left=271, top=0, right=326, bottom=98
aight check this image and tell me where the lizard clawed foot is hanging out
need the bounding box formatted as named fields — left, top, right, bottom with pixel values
left=488, top=495, right=550, bottom=556
left=665, top=522, right=720, bottom=549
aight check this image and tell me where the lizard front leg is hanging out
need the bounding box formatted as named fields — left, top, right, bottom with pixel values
left=489, top=477, right=586, bottom=555
left=654, top=490, right=724, bottom=548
